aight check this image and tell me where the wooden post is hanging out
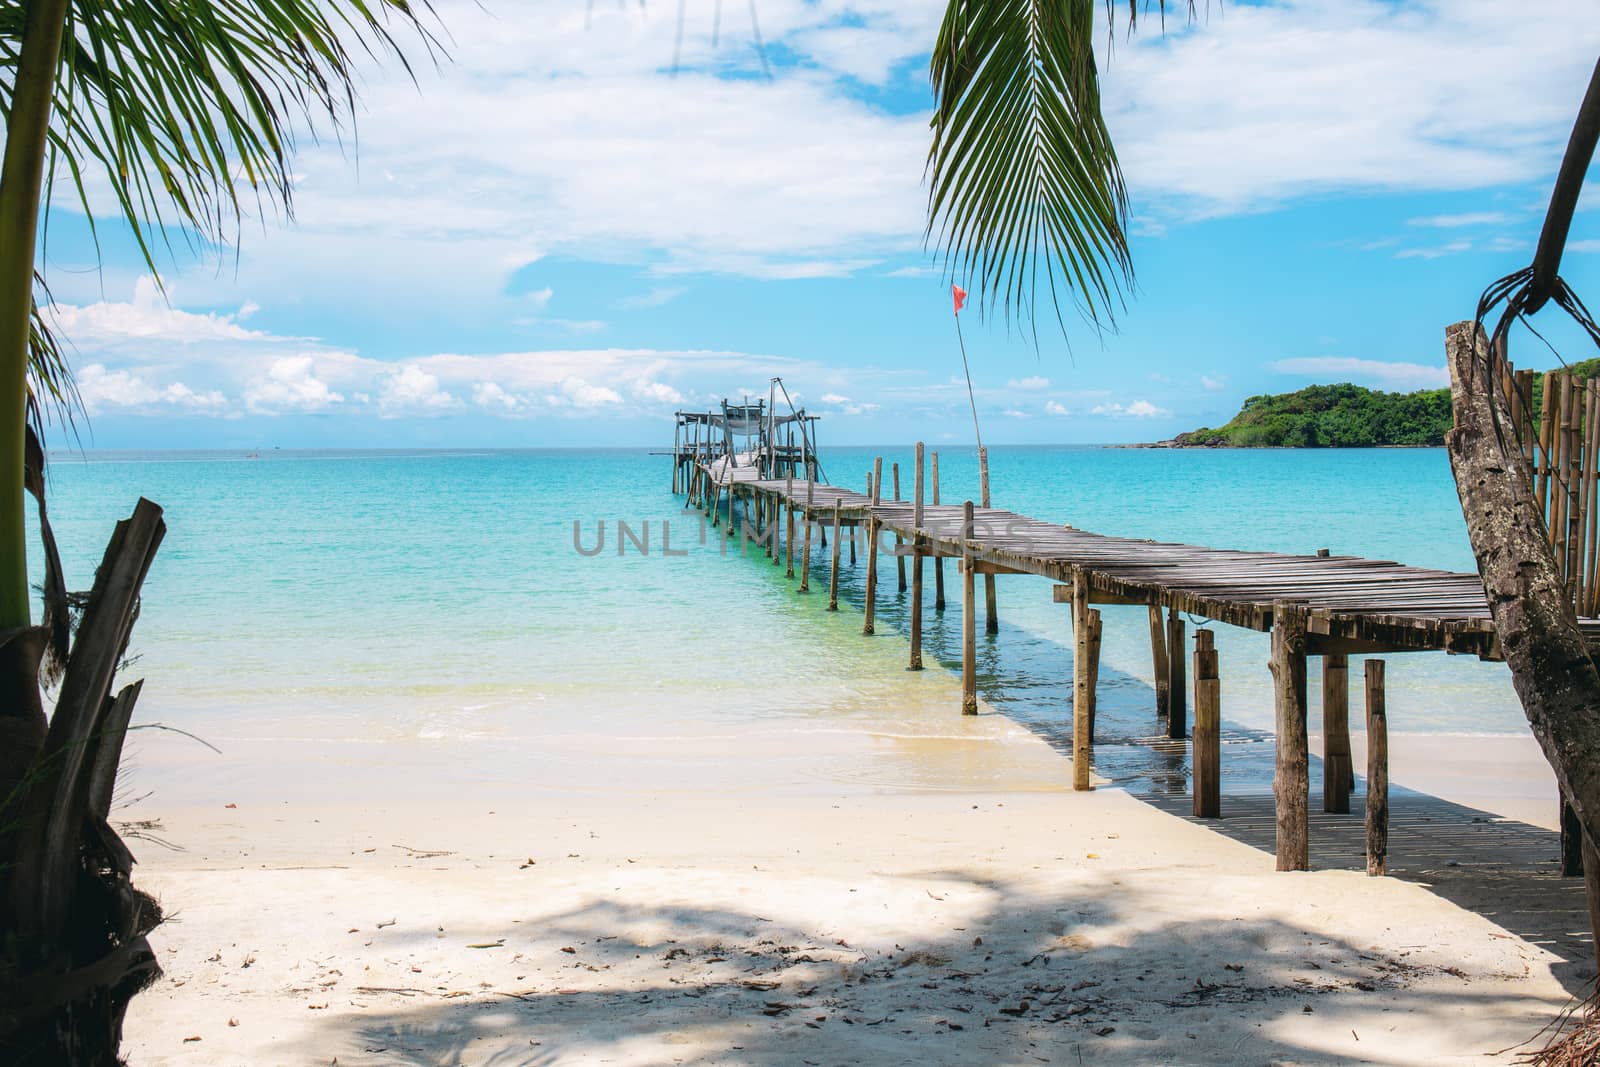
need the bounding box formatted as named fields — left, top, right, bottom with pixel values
left=932, top=450, right=946, bottom=611
left=785, top=480, right=796, bottom=580
left=893, top=462, right=907, bottom=593
left=1322, top=654, right=1353, bottom=814
left=726, top=478, right=735, bottom=538
left=828, top=501, right=842, bottom=612
left=864, top=457, right=882, bottom=635
left=910, top=443, right=925, bottom=670
left=1193, top=628, right=1221, bottom=818
left=1072, top=569, right=1092, bottom=791
left=1562, top=794, right=1585, bottom=877
left=980, top=446, right=997, bottom=634
left=962, top=500, right=978, bottom=715
left=1271, top=601, right=1310, bottom=872
left=1365, top=659, right=1388, bottom=877
left=1084, top=608, right=1102, bottom=742
left=798, top=512, right=812, bottom=594
left=1166, top=608, right=1187, bottom=739
left=1148, top=604, right=1170, bottom=717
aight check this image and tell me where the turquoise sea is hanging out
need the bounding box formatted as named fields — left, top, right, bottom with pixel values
left=29, top=445, right=1521, bottom=797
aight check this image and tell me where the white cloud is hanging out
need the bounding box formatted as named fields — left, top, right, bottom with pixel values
left=1008, top=376, right=1051, bottom=390
left=559, top=378, right=623, bottom=409
left=619, top=286, right=685, bottom=309
left=1103, top=1, right=1596, bottom=217
left=524, top=287, right=555, bottom=310
left=818, top=390, right=879, bottom=416
left=379, top=364, right=459, bottom=415
left=1268, top=357, right=1448, bottom=389
left=244, top=355, right=345, bottom=414
left=1045, top=401, right=1070, bottom=416
left=472, top=381, right=526, bottom=411
left=1092, top=400, right=1169, bottom=418
left=1395, top=240, right=1474, bottom=259
left=1200, top=375, right=1227, bottom=391
left=76, top=363, right=228, bottom=415
left=46, top=276, right=268, bottom=346
left=820, top=392, right=851, bottom=405
left=1407, top=212, right=1509, bottom=227
left=631, top=379, right=684, bottom=405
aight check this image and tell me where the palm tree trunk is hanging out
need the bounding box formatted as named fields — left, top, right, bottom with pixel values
left=0, top=0, right=71, bottom=633
left=1444, top=321, right=1600, bottom=964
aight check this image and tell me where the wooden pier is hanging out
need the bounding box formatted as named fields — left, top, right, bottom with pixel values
left=674, top=414, right=1591, bottom=879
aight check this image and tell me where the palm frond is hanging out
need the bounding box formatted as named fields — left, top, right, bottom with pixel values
left=929, top=0, right=1132, bottom=333
left=26, top=272, right=78, bottom=442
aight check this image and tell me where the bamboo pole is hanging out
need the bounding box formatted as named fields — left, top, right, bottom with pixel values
left=1585, top=382, right=1600, bottom=615
left=910, top=443, right=925, bottom=670
left=1271, top=601, right=1310, bottom=872
left=798, top=509, right=812, bottom=594
left=1084, top=608, right=1102, bottom=742
left=980, top=446, right=997, bottom=634
left=828, top=501, right=841, bottom=611
left=1538, top=370, right=1557, bottom=519
left=1365, top=659, right=1389, bottom=877
left=785, top=476, right=796, bottom=579
left=1072, top=568, right=1092, bottom=790
left=1322, top=653, right=1352, bottom=814
left=932, top=450, right=946, bottom=611
left=1193, top=628, right=1220, bottom=818
left=864, top=456, right=882, bottom=635
left=962, top=500, right=977, bottom=715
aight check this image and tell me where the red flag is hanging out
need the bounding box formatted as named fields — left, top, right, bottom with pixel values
left=952, top=284, right=967, bottom=316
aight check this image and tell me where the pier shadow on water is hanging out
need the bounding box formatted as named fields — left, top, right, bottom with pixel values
left=826, top=550, right=1597, bottom=995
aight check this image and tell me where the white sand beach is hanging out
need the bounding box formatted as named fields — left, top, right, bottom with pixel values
left=119, top=695, right=1581, bottom=1066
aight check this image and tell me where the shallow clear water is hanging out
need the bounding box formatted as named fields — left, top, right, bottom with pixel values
left=30, top=445, right=1523, bottom=797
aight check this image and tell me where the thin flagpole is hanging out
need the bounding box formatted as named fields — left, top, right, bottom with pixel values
left=954, top=291, right=983, bottom=454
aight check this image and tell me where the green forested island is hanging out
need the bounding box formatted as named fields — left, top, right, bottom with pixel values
left=1174, top=359, right=1600, bottom=447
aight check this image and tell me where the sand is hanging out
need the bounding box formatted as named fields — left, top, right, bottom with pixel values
left=115, top=693, right=1583, bottom=1066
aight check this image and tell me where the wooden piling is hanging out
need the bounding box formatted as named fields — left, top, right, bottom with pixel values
left=910, top=443, right=925, bottom=670
left=931, top=451, right=946, bottom=611
left=1148, top=604, right=1170, bottom=717
left=785, top=480, right=796, bottom=580
left=1193, top=628, right=1220, bottom=818
left=962, top=500, right=978, bottom=715
left=1271, top=601, right=1310, bottom=872
left=1072, top=569, right=1092, bottom=791
left=1084, top=608, right=1102, bottom=742
left=1365, top=659, right=1388, bottom=877
left=798, top=513, right=812, bottom=593
left=1166, top=608, right=1187, bottom=739
left=864, top=457, right=882, bottom=635
left=1322, top=653, right=1353, bottom=814
left=980, top=447, right=997, bottom=634
left=893, top=462, right=907, bottom=593
left=828, top=501, right=842, bottom=611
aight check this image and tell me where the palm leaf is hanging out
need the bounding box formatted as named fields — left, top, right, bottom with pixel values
left=928, top=0, right=1188, bottom=332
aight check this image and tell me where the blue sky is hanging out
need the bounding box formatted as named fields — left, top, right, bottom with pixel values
left=34, top=0, right=1600, bottom=449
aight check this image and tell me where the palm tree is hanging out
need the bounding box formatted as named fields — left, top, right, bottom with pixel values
left=926, top=0, right=1600, bottom=952
left=0, top=1, right=433, bottom=1059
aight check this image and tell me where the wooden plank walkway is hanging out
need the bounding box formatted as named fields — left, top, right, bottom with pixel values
left=723, top=472, right=1500, bottom=658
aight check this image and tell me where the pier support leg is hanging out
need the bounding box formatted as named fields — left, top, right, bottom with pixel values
left=1562, top=794, right=1585, bottom=876
left=1148, top=605, right=1170, bottom=717
left=1271, top=601, right=1310, bottom=872
left=980, top=447, right=997, bottom=634
left=785, top=500, right=796, bottom=579
left=1365, top=659, right=1388, bottom=876
left=726, top=484, right=735, bottom=537
left=1084, top=607, right=1102, bottom=742
left=910, top=543, right=924, bottom=670
left=1322, top=654, right=1353, bottom=814
left=962, top=501, right=977, bottom=715
left=1072, top=569, right=1092, bottom=790
left=932, top=451, right=946, bottom=611
left=863, top=520, right=879, bottom=635
left=1193, top=629, right=1221, bottom=818
left=798, top=513, right=812, bottom=593
left=894, top=463, right=907, bottom=593
left=828, top=504, right=841, bottom=611
left=1167, top=609, right=1187, bottom=739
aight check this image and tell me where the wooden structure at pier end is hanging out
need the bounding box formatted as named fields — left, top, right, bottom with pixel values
left=671, top=394, right=1593, bottom=878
